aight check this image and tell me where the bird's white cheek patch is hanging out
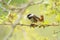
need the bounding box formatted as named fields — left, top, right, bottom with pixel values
left=29, top=14, right=34, bottom=17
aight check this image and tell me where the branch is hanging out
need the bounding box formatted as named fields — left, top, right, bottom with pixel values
left=8, top=0, right=44, bottom=12
left=3, top=22, right=60, bottom=40
left=7, top=0, right=12, bottom=5
left=22, top=29, right=28, bottom=40
left=30, top=0, right=44, bottom=5
left=0, top=6, right=8, bottom=12
left=0, top=23, right=59, bottom=27
left=4, top=27, right=14, bottom=40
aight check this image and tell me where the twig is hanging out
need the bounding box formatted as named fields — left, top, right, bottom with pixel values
left=0, top=6, right=8, bottom=12
left=7, top=0, right=12, bottom=5
left=0, top=23, right=59, bottom=27
left=4, top=27, right=14, bottom=40
left=8, top=0, right=44, bottom=12
left=22, top=29, right=28, bottom=40
left=30, top=0, right=44, bottom=5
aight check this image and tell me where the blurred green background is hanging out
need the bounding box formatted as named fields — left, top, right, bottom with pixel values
left=0, top=0, right=60, bottom=40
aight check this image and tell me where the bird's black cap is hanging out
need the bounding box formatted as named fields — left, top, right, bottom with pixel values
left=27, top=14, right=32, bottom=19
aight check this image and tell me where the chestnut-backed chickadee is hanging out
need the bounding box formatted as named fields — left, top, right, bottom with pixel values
left=27, top=14, right=44, bottom=23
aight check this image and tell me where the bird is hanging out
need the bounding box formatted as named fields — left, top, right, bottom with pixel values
left=27, top=14, right=44, bottom=27
left=27, top=14, right=44, bottom=23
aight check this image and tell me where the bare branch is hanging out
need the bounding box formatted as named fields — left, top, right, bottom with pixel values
left=0, top=6, right=8, bottom=12
left=6, top=10, right=11, bottom=18
left=8, top=0, right=44, bottom=12
left=7, top=0, right=12, bottom=5
left=30, top=0, right=44, bottom=5
left=4, top=27, right=14, bottom=40
left=22, top=29, right=28, bottom=40
left=0, top=23, right=59, bottom=27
